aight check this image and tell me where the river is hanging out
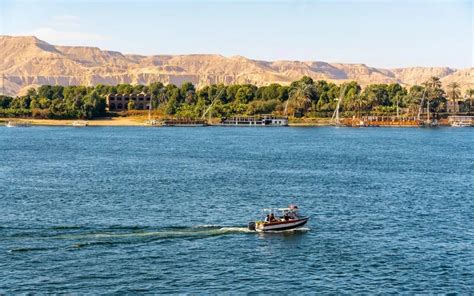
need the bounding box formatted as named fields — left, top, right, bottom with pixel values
left=1, top=126, right=473, bottom=293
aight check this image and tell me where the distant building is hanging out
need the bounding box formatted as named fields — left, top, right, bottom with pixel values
left=446, top=100, right=461, bottom=113
left=106, top=93, right=151, bottom=111
left=446, top=99, right=472, bottom=113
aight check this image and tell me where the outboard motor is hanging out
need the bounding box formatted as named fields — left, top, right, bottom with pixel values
left=248, top=222, right=256, bottom=231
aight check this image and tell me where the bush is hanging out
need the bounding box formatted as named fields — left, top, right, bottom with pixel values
left=0, top=108, right=32, bottom=118
left=31, top=108, right=51, bottom=119
left=247, top=99, right=279, bottom=115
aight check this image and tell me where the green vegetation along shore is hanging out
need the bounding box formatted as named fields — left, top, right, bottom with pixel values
left=0, top=76, right=472, bottom=121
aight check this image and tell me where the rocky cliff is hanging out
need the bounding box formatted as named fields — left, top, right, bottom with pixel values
left=1, top=35, right=472, bottom=96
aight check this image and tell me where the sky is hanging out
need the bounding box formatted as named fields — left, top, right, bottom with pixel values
left=0, top=0, right=472, bottom=68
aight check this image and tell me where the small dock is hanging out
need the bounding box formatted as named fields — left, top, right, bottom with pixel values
left=342, top=116, right=423, bottom=127
left=162, top=118, right=207, bottom=127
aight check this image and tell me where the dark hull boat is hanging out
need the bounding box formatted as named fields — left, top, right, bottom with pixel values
left=248, top=205, right=309, bottom=232
left=248, top=217, right=308, bottom=232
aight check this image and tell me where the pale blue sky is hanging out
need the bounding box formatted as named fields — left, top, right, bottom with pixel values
left=1, top=0, right=472, bottom=68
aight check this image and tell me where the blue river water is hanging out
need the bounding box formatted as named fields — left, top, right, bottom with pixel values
left=0, top=126, right=473, bottom=293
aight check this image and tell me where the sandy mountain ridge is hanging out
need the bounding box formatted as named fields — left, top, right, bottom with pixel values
left=0, top=35, right=472, bottom=96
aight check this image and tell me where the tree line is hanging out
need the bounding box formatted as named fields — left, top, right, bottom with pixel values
left=0, top=76, right=472, bottom=119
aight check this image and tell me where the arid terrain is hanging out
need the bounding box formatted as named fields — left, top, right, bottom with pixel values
left=1, top=35, right=472, bottom=96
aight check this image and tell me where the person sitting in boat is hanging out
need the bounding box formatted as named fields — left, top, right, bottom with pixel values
left=265, top=214, right=270, bottom=222
left=269, top=213, right=276, bottom=222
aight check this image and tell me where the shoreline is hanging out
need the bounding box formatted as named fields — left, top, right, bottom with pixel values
left=0, top=117, right=146, bottom=127
left=0, top=117, right=334, bottom=127
left=0, top=117, right=458, bottom=127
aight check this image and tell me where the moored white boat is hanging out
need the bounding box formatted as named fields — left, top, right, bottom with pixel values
left=6, top=120, right=31, bottom=127
left=72, top=120, right=88, bottom=127
left=248, top=205, right=309, bottom=232
left=448, top=116, right=473, bottom=127
left=451, top=121, right=472, bottom=127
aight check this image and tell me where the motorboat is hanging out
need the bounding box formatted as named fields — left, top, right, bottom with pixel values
left=451, top=121, right=472, bottom=127
left=248, top=205, right=309, bottom=232
left=72, top=120, right=88, bottom=127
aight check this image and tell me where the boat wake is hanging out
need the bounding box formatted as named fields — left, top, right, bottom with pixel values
left=5, top=225, right=307, bottom=252
left=54, top=225, right=253, bottom=240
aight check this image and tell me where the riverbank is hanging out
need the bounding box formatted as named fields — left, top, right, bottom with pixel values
left=0, top=117, right=331, bottom=127
left=0, top=116, right=336, bottom=127
left=0, top=117, right=146, bottom=126
left=0, top=117, right=458, bottom=127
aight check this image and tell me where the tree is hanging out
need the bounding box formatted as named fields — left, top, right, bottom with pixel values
left=277, top=86, right=290, bottom=101
left=127, top=100, right=136, bottom=110
left=422, top=76, right=445, bottom=113
left=354, top=95, right=369, bottom=117
left=362, top=84, right=390, bottom=108
left=259, top=83, right=281, bottom=101
left=82, top=91, right=106, bottom=118
left=225, top=84, right=240, bottom=103
left=30, top=98, right=39, bottom=109
left=315, top=92, right=331, bottom=112
left=0, top=95, right=13, bottom=109
left=298, top=76, right=314, bottom=86
left=165, top=96, right=178, bottom=115
left=180, top=82, right=196, bottom=104
left=94, top=84, right=114, bottom=96
left=10, top=96, right=31, bottom=109
left=247, top=99, right=279, bottom=115
left=446, top=82, right=461, bottom=113
left=51, top=85, right=64, bottom=99
left=37, top=85, right=54, bottom=100
left=25, top=88, right=38, bottom=100
left=235, top=85, right=256, bottom=104
left=465, top=89, right=474, bottom=112
left=116, top=84, right=134, bottom=95
left=287, top=82, right=313, bottom=116
left=387, top=83, right=407, bottom=109
left=165, top=84, right=181, bottom=103
left=176, top=103, right=197, bottom=118
left=405, top=85, right=425, bottom=115
left=38, top=97, right=51, bottom=109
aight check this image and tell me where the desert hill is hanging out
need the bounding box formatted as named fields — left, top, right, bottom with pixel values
left=0, top=35, right=472, bottom=96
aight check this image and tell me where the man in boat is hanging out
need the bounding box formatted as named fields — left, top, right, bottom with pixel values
left=269, top=213, right=276, bottom=222
left=288, top=205, right=299, bottom=219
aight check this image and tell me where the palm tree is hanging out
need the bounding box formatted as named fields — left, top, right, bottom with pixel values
left=447, top=82, right=461, bottom=113
left=343, top=88, right=364, bottom=117
left=286, top=83, right=313, bottom=116
left=158, top=88, right=167, bottom=104
left=352, top=95, right=369, bottom=118
left=422, top=76, right=444, bottom=115
left=424, top=76, right=442, bottom=90
left=465, top=89, right=474, bottom=113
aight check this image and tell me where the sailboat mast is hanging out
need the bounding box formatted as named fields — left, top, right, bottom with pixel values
left=427, top=100, right=430, bottom=122
left=331, top=85, right=346, bottom=126
left=396, top=97, right=399, bottom=119
left=148, top=101, right=151, bottom=121
left=417, top=88, right=427, bottom=121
